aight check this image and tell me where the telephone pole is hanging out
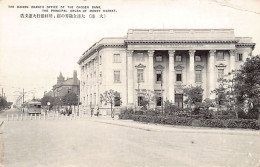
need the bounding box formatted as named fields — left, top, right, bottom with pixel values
left=22, top=88, right=24, bottom=113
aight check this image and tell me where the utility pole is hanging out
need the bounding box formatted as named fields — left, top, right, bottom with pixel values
left=22, top=88, right=24, bottom=113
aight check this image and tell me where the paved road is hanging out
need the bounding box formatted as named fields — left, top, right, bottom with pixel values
left=1, top=116, right=260, bottom=167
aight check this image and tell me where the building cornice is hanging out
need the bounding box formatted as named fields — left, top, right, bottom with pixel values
left=236, top=43, right=255, bottom=49
left=78, top=43, right=126, bottom=64
left=125, top=40, right=239, bottom=44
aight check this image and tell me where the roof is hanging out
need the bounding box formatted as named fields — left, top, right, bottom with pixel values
left=78, top=29, right=255, bottom=64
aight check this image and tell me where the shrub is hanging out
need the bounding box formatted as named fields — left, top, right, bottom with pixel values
left=130, top=115, right=260, bottom=130
left=119, top=107, right=134, bottom=119
left=146, top=109, right=161, bottom=116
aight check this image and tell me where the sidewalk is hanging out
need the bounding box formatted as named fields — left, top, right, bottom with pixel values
left=90, top=115, right=260, bottom=136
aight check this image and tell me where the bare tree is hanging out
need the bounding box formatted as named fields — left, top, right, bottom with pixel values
left=100, top=89, right=121, bottom=118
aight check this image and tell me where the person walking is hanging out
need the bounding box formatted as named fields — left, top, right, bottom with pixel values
left=97, top=107, right=100, bottom=117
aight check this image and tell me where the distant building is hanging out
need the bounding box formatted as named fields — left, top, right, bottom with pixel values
left=52, top=71, right=80, bottom=97
left=78, top=29, right=255, bottom=109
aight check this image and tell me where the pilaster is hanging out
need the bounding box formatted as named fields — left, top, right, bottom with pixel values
left=148, top=50, right=155, bottom=91
left=208, top=50, right=216, bottom=99
left=168, top=50, right=175, bottom=103
left=189, top=50, right=196, bottom=85
left=127, top=50, right=134, bottom=105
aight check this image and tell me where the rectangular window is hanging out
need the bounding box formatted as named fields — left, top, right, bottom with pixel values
left=217, top=51, right=224, bottom=60
left=156, top=96, right=162, bottom=107
left=175, top=94, right=183, bottom=108
left=175, top=55, right=182, bottom=62
left=114, top=94, right=121, bottom=106
left=218, top=69, right=224, bottom=79
left=156, top=55, right=162, bottom=62
left=195, top=70, right=202, bottom=82
left=237, top=53, right=243, bottom=61
left=136, top=53, right=144, bottom=61
left=195, top=55, right=202, bottom=62
left=176, top=73, right=182, bottom=82
left=137, top=69, right=144, bottom=82
left=113, top=54, right=121, bottom=63
left=156, top=72, right=162, bottom=82
left=99, top=55, right=102, bottom=65
left=138, top=96, right=144, bottom=106
left=114, top=71, right=121, bottom=83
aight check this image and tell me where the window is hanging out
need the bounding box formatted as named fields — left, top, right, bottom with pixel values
left=138, top=96, right=144, bottom=106
left=156, top=55, right=162, bottom=62
left=99, top=55, right=102, bottom=65
left=156, top=71, right=162, bottom=82
left=175, top=55, right=182, bottom=62
left=237, top=53, right=243, bottom=61
left=175, top=94, right=183, bottom=108
left=113, top=54, right=121, bottom=63
left=114, top=94, right=121, bottom=106
left=136, top=53, right=144, bottom=61
left=218, top=69, right=224, bottom=79
left=114, top=71, right=121, bottom=83
left=217, top=51, right=224, bottom=60
left=137, top=69, right=144, bottom=82
left=195, top=55, right=202, bottom=62
left=195, top=70, right=202, bottom=82
left=176, top=73, right=182, bottom=82
left=156, top=96, right=162, bottom=106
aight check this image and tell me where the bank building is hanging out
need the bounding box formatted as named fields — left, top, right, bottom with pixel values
left=78, top=29, right=255, bottom=113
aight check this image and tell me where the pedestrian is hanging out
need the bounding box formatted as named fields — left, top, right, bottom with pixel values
left=97, top=107, right=99, bottom=117
left=91, top=107, right=93, bottom=117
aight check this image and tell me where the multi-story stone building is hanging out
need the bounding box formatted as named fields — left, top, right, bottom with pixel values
left=78, top=29, right=255, bottom=112
left=52, top=71, right=80, bottom=97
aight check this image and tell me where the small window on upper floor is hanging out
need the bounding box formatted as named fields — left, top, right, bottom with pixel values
left=217, top=51, right=225, bottom=60
left=195, top=55, right=202, bottom=62
left=113, top=54, right=121, bottom=63
left=236, top=53, right=243, bottom=61
left=156, top=55, right=163, bottom=62
left=175, top=55, right=182, bottom=62
left=99, top=55, right=102, bottom=65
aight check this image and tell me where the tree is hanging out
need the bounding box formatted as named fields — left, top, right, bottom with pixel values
left=100, top=89, right=121, bottom=118
left=183, top=85, right=204, bottom=108
left=41, top=95, right=54, bottom=109
left=138, top=89, right=155, bottom=110
left=233, top=55, right=260, bottom=118
left=0, top=97, right=7, bottom=110
left=212, top=73, right=238, bottom=118
left=62, top=92, right=78, bottom=106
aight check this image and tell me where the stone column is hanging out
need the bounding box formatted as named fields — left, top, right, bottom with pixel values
left=168, top=50, right=175, bottom=103
left=208, top=50, right=216, bottom=99
left=229, top=50, right=235, bottom=72
left=148, top=50, right=155, bottom=91
left=127, top=50, right=134, bottom=105
left=189, top=50, right=196, bottom=85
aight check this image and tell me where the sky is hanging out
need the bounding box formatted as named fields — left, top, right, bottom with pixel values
left=0, top=0, right=260, bottom=103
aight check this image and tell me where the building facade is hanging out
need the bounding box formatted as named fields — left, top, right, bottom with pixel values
left=78, top=29, right=255, bottom=111
left=52, top=71, right=80, bottom=97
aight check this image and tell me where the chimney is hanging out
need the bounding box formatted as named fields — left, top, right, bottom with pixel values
left=73, top=70, right=77, bottom=84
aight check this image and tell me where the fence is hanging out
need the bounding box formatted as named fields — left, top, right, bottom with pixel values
left=5, top=113, right=87, bottom=121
